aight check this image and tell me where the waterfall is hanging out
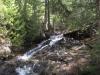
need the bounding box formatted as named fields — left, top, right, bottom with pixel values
left=17, top=34, right=63, bottom=61
left=16, top=64, right=37, bottom=75
left=16, top=65, right=31, bottom=75
left=16, top=34, right=63, bottom=75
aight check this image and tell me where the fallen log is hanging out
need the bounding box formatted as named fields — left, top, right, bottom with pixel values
left=63, top=28, right=97, bottom=41
left=62, top=28, right=98, bottom=51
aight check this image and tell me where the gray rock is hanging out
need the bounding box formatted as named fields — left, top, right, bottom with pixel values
left=0, top=37, right=11, bottom=57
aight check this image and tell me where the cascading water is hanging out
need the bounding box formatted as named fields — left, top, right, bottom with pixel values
left=16, top=65, right=32, bottom=75
left=16, top=64, right=39, bottom=75
left=17, top=40, right=50, bottom=61
left=17, top=34, right=63, bottom=61
left=16, top=34, right=63, bottom=75
left=49, top=34, right=63, bottom=46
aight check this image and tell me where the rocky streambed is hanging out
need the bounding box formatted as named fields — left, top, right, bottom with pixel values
left=0, top=45, right=91, bottom=75
left=0, top=33, right=96, bottom=75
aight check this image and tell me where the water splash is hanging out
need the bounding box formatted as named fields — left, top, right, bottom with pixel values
left=16, top=64, right=37, bottom=75
left=16, top=34, right=64, bottom=75
left=49, top=34, right=63, bottom=46
left=17, top=34, right=63, bottom=61
left=16, top=65, right=31, bottom=75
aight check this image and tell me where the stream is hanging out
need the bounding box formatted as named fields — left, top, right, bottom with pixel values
left=16, top=34, right=64, bottom=75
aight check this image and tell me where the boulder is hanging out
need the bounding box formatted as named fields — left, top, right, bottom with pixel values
left=0, top=35, right=11, bottom=57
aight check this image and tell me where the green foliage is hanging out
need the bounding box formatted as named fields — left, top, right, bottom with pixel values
left=0, top=0, right=98, bottom=47
left=0, top=0, right=42, bottom=46
left=49, top=0, right=96, bottom=30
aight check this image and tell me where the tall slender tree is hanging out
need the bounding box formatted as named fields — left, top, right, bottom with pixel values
left=96, top=0, right=100, bottom=29
left=42, top=0, right=53, bottom=38
left=44, top=0, right=50, bottom=31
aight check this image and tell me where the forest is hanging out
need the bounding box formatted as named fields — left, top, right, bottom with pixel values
left=0, top=0, right=100, bottom=75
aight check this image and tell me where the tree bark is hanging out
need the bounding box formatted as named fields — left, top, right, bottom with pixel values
left=96, top=0, right=100, bottom=29
left=42, top=0, right=54, bottom=38
left=44, top=0, right=50, bottom=31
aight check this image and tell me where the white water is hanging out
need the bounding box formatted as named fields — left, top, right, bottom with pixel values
left=17, top=40, right=50, bottom=61
left=16, top=34, right=64, bottom=75
left=17, top=44, right=49, bottom=61
left=49, top=34, right=63, bottom=46
left=16, top=64, right=37, bottom=75
left=16, top=65, right=31, bottom=75
left=17, top=34, right=63, bottom=61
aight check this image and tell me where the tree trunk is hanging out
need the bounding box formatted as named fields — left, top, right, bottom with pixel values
left=42, top=0, right=53, bottom=38
left=44, top=0, right=50, bottom=31
left=23, top=0, right=33, bottom=50
left=96, top=0, right=100, bottom=29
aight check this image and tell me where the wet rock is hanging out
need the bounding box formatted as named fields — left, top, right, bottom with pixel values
left=0, top=36, right=11, bottom=58
left=0, top=63, right=17, bottom=75
left=0, top=40, right=91, bottom=75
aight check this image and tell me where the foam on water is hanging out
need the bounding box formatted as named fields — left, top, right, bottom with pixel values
left=17, top=55, right=31, bottom=61
left=16, top=34, right=64, bottom=75
left=16, top=66, right=29, bottom=75
left=17, top=45, right=49, bottom=61
left=49, top=34, right=63, bottom=46
left=17, top=34, right=63, bottom=61
left=16, top=65, right=35, bottom=75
